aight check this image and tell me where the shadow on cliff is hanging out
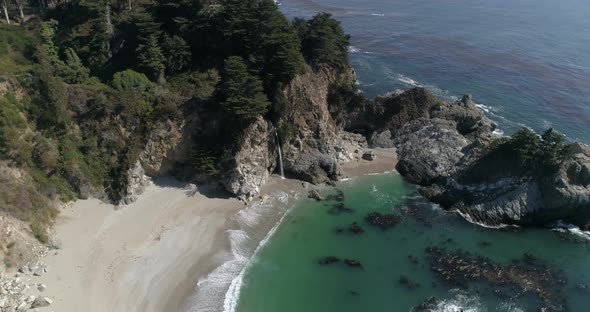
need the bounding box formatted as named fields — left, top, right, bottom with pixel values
left=151, top=176, right=234, bottom=200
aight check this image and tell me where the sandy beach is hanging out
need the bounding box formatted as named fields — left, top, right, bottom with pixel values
left=27, top=148, right=397, bottom=312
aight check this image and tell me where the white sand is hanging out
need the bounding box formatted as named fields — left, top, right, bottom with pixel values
left=32, top=180, right=243, bottom=312
left=29, top=148, right=397, bottom=312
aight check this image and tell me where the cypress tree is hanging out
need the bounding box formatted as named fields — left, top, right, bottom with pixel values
left=220, top=56, right=270, bottom=119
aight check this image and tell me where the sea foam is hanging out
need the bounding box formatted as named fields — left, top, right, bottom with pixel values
left=185, top=192, right=292, bottom=312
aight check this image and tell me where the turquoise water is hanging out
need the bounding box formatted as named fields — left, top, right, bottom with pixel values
left=223, top=2, right=590, bottom=311
left=280, top=0, right=590, bottom=142
left=235, top=174, right=590, bottom=311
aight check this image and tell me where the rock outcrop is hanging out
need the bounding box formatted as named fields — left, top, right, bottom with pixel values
left=422, top=143, right=590, bottom=226
left=376, top=88, right=590, bottom=227
left=121, top=161, right=151, bottom=205
left=222, top=117, right=276, bottom=201
left=279, top=65, right=358, bottom=184
left=139, top=120, right=187, bottom=177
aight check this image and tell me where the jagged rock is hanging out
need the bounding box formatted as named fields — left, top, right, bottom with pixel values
left=369, top=130, right=395, bottom=148
left=362, top=151, right=376, bottom=161
left=0, top=296, right=7, bottom=308
left=31, top=297, right=52, bottom=308
left=420, top=144, right=590, bottom=226
left=139, top=120, right=193, bottom=177
left=16, top=301, right=29, bottom=311
left=394, top=118, right=473, bottom=186
left=222, top=117, right=275, bottom=201
left=37, top=284, right=46, bottom=292
left=280, top=65, right=356, bottom=184
left=308, top=190, right=323, bottom=201
left=122, top=161, right=151, bottom=205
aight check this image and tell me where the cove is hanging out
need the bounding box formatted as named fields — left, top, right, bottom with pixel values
left=235, top=173, right=590, bottom=311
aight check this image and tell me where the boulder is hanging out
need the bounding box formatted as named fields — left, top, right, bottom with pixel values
left=369, top=130, right=395, bottom=148
left=308, top=190, right=323, bottom=201
left=31, top=297, right=52, bottom=308
left=362, top=151, right=377, bottom=161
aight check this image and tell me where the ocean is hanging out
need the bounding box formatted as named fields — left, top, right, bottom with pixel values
left=189, top=1, right=590, bottom=311
left=281, top=0, right=590, bottom=142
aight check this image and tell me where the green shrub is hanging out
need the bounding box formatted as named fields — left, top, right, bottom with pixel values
left=111, top=69, right=153, bottom=92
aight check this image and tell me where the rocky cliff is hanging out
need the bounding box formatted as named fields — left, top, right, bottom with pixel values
left=278, top=64, right=359, bottom=184
left=371, top=88, right=590, bottom=227
left=221, top=117, right=276, bottom=201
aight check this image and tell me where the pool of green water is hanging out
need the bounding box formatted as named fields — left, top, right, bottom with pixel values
left=235, top=173, right=590, bottom=311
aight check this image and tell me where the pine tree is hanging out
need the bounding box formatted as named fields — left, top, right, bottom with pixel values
left=220, top=56, right=270, bottom=119
left=161, top=34, right=191, bottom=75
left=62, top=48, right=90, bottom=84
left=136, top=34, right=165, bottom=82
left=300, top=13, right=351, bottom=68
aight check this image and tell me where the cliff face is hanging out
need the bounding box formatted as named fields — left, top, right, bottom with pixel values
left=372, top=88, right=590, bottom=227
left=221, top=117, right=276, bottom=201
left=421, top=142, right=590, bottom=226
left=279, top=65, right=358, bottom=184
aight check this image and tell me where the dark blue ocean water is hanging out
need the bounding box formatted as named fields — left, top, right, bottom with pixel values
left=280, top=0, right=590, bottom=142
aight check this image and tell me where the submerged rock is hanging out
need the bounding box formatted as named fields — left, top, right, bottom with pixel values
left=398, top=275, right=420, bottom=290
left=365, top=212, right=401, bottom=230
left=344, top=259, right=363, bottom=268
left=308, top=190, right=323, bottom=201
left=426, top=247, right=568, bottom=311
left=349, top=222, right=364, bottom=234
left=325, top=189, right=345, bottom=202
left=328, top=203, right=354, bottom=215
left=319, top=256, right=340, bottom=265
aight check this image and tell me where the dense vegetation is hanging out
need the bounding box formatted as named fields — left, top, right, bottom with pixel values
left=461, top=128, right=572, bottom=183
left=0, top=0, right=351, bottom=242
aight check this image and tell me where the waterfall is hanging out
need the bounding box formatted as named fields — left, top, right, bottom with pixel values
left=275, top=130, right=285, bottom=179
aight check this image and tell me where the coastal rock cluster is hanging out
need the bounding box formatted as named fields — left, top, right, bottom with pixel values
left=426, top=247, right=568, bottom=311
left=0, top=262, right=52, bottom=311
left=109, top=60, right=589, bottom=226
left=355, top=87, right=590, bottom=227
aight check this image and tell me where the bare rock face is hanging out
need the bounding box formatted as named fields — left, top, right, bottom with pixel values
left=139, top=120, right=187, bottom=177
left=122, top=161, right=151, bottom=205
left=419, top=142, right=590, bottom=226
left=394, top=118, right=473, bottom=186
left=279, top=65, right=356, bottom=184
left=369, top=130, right=395, bottom=148
left=222, top=117, right=276, bottom=201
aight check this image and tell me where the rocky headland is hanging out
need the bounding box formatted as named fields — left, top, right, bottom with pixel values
left=120, top=63, right=589, bottom=229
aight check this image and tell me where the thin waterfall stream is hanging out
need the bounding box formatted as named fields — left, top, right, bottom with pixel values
left=275, top=130, right=285, bottom=179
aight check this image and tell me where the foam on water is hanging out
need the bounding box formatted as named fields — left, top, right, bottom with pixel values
left=551, top=221, right=590, bottom=241
left=432, top=291, right=482, bottom=312
left=185, top=192, right=292, bottom=312
left=348, top=46, right=361, bottom=53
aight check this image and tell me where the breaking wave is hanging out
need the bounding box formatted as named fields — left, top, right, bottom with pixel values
left=551, top=221, right=590, bottom=241
left=185, top=192, right=292, bottom=312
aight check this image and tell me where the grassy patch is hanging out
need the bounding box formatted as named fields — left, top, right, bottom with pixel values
left=0, top=24, right=38, bottom=76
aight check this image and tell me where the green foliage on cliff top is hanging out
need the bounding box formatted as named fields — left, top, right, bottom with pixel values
left=0, top=0, right=352, bottom=242
left=220, top=56, right=271, bottom=119
left=461, top=128, right=572, bottom=183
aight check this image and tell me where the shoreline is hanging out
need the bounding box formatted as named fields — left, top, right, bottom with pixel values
left=24, top=148, right=398, bottom=312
